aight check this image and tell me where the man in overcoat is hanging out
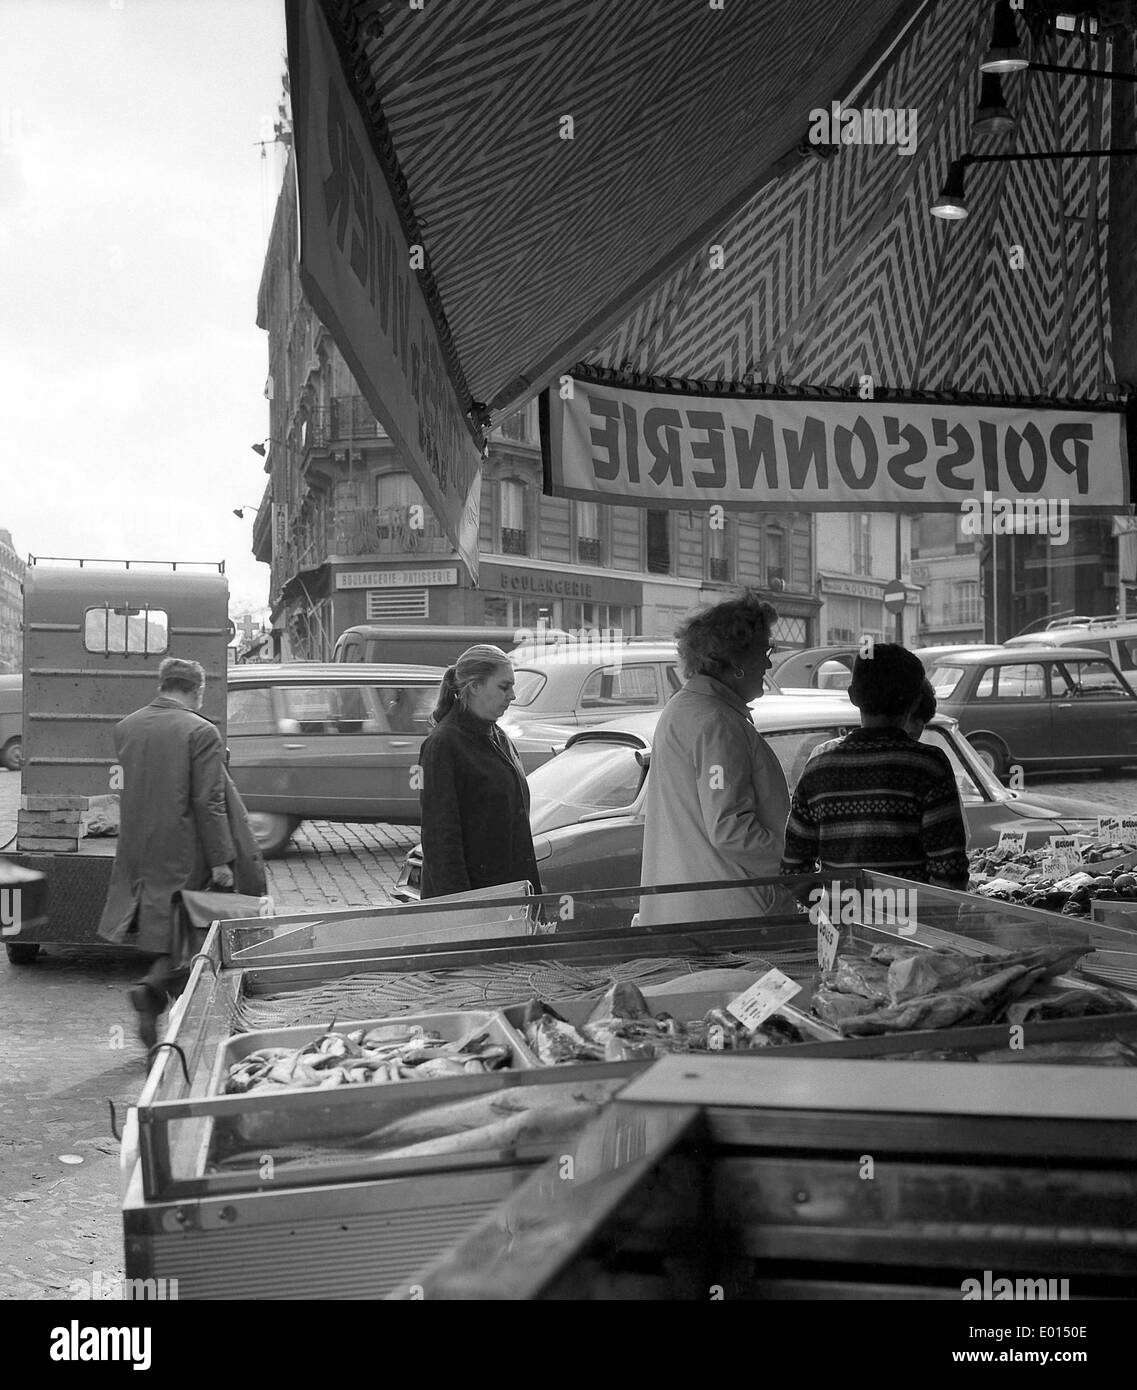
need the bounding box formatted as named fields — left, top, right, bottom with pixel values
left=97, top=657, right=235, bottom=1045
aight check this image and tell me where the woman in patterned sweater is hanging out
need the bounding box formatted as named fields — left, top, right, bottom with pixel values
left=781, top=644, right=969, bottom=890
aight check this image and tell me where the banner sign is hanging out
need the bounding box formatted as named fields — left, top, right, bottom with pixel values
left=287, top=0, right=481, bottom=579
left=545, top=381, right=1128, bottom=512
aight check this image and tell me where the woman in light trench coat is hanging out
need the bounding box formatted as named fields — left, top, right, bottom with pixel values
left=639, top=591, right=790, bottom=926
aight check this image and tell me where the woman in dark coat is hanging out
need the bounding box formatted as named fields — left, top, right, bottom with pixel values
left=419, top=645, right=542, bottom=899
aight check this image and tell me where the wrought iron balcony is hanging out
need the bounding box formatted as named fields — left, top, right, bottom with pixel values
left=577, top=538, right=602, bottom=565
left=708, top=556, right=732, bottom=582
left=501, top=527, right=528, bottom=556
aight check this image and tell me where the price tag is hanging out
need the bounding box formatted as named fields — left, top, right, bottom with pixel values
left=816, top=909, right=840, bottom=972
left=1048, top=834, right=1079, bottom=857
left=997, top=829, right=1028, bottom=853
left=727, top=967, right=802, bottom=1031
left=1119, top=816, right=1137, bottom=842
left=1098, top=816, right=1122, bottom=839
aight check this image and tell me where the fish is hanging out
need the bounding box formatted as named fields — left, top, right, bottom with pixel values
left=524, top=1014, right=605, bottom=1065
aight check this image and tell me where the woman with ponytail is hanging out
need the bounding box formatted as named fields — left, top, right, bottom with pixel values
left=418, top=644, right=542, bottom=899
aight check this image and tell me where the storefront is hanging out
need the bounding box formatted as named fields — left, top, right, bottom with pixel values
left=476, top=561, right=642, bottom=637
left=819, top=573, right=919, bottom=646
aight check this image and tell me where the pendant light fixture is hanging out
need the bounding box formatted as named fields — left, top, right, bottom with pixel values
left=972, top=72, right=1016, bottom=137
left=980, top=0, right=1029, bottom=74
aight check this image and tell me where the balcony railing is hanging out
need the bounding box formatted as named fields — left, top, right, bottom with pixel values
left=708, top=556, right=731, bottom=582
left=304, top=397, right=387, bottom=450
left=331, top=506, right=451, bottom=557
left=501, top=527, right=528, bottom=556
left=577, top=538, right=601, bottom=565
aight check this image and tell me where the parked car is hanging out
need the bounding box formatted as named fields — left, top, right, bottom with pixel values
left=926, top=645, right=1137, bottom=777
left=912, top=643, right=1004, bottom=671
left=226, top=662, right=445, bottom=856
left=333, top=624, right=569, bottom=666
left=393, top=694, right=1111, bottom=921
left=769, top=645, right=862, bottom=689
left=1003, top=618, right=1137, bottom=694
left=502, top=640, right=833, bottom=772
left=0, top=673, right=21, bottom=771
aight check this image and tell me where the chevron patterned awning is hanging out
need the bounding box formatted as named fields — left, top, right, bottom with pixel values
left=317, top=0, right=929, bottom=424
left=316, top=0, right=1135, bottom=426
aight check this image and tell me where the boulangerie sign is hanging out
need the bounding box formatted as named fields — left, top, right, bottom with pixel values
left=545, top=381, right=1128, bottom=511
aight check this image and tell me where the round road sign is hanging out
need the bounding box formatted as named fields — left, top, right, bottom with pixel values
left=882, top=581, right=907, bottom=614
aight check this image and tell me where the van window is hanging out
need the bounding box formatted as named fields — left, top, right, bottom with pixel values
left=277, top=685, right=386, bottom=734
left=84, top=606, right=168, bottom=655
left=375, top=685, right=435, bottom=734
left=1120, top=639, right=1137, bottom=672
left=338, top=639, right=363, bottom=662
left=227, top=686, right=276, bottom=735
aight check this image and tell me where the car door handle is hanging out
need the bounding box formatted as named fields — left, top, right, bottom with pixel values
left=387, top=739, right=413, bottom=748
left=284, top=743, right=306, bottom=749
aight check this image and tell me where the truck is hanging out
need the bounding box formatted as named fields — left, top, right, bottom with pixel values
left=2, top=558, right=229, bottom=964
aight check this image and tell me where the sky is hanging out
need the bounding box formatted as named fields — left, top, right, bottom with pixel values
left=0, top=0, right=288, bottom=619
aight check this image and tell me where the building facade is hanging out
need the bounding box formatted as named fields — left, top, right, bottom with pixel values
left=815, top=512, right=920, bottom=647
left=0, top=529, right=24, bottom=673
left=253, top=157, right=819, bottom=658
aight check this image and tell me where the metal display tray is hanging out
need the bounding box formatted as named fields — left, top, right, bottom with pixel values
left=208, top=1010, right=535, bottom=1146
left=503, top=987, right=843, bottom=1053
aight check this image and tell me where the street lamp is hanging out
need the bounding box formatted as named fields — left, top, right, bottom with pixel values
left=233, top=504, right=262, bottom=519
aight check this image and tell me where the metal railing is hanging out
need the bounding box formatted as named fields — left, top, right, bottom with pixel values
left=501, top=527, right=528, bottom=556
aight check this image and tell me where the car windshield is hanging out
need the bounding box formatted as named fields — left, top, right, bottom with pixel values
left=921, top=724, right=997, bottom=802
left=511, top=669, right=547, bottom=707
left=928, top=664, right=966, bottom=698
left=528, top=738, right=646, bottom=831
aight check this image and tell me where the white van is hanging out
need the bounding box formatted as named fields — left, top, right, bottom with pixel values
left=1004, top=617, right=1137, bottom=692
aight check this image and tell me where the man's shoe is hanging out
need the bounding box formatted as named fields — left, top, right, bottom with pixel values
left=129, top=985, right=162, bottom=1050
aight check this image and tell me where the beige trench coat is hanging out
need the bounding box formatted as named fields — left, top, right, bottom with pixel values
left=639, top=675, right=791, bottom=926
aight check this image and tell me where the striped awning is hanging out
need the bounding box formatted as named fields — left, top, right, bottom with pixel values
left=319, top=0, right=1134, bottom=424
left=321, top=0, right=930, bottom=422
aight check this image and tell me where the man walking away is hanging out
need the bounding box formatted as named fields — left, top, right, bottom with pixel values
left=97, top=657, right=235, bottom=1046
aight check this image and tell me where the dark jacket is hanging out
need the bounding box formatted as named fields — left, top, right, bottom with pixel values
left=97, top=696, right=235, bottom=954
left=419, top=704, right=542, bottom=899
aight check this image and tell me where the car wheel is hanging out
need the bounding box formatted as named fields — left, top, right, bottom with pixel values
left=246, top=812, right=299, bottom=858
left=5, top=942, right=40, bottom=964
left=1, top=739, right=21, bottom=772
left=968, top=735, right=1007, bottom=779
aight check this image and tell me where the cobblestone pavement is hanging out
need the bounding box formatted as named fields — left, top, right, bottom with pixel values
left=2, top=763, right=1137, bottom=1301
left=0, top=772, right=414, bottom=1301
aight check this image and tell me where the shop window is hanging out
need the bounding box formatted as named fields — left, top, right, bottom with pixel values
left=84, top=606, right=168, bottom=655
left=851, top=514, right=872, bottom=576
left=646, top=511, right=671, bottom=574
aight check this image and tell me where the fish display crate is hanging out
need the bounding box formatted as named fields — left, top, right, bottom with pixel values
left=121, top=873, right=1137, bottom=1299
left=207, top=1010, right=536, bottom=1148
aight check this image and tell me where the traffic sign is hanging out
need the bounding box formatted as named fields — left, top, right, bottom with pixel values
left=882, top=581, right=907, bottom=614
